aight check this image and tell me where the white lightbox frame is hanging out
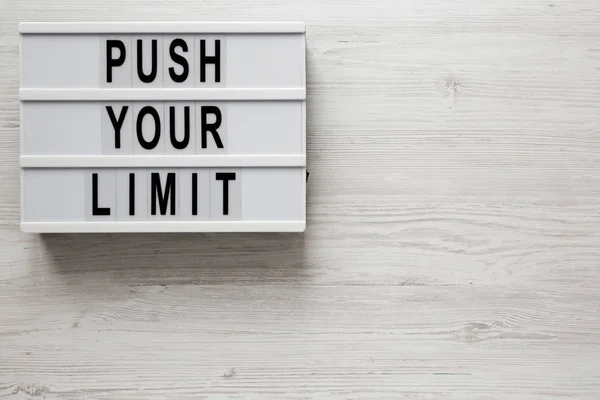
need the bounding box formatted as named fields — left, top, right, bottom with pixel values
left=19, top=22, right=306, bottom=233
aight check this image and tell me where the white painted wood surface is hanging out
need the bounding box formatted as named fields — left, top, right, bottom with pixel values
left=1, top=0, right=600, bottom=398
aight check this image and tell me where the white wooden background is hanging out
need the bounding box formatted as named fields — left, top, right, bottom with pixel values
left=1, top=1, right=600, bottom=398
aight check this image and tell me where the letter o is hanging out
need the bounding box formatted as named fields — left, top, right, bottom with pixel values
left=136, top=106, right=161, bottom=150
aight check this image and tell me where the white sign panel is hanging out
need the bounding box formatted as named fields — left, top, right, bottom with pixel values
left=19, top=22, right=306, bottom=233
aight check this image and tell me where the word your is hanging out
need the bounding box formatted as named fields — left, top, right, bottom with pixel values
left=106, top=104, right=223, bottom=151
left=106, top=38, right=221, bottom=84
left=92, top=171, right=236, bottom=217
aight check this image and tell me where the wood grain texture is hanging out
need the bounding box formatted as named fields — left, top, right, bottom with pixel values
left=1, top=0, right=600, bottom=398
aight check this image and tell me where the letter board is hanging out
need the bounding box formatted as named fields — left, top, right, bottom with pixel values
left=19, top=22, right=306, bottom=233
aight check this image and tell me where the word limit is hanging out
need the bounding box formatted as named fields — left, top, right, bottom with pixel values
left=91, top=171, right=237, bottom=217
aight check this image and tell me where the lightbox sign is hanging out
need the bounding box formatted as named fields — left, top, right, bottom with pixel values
left=19, top=22, right=306, bottom=233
